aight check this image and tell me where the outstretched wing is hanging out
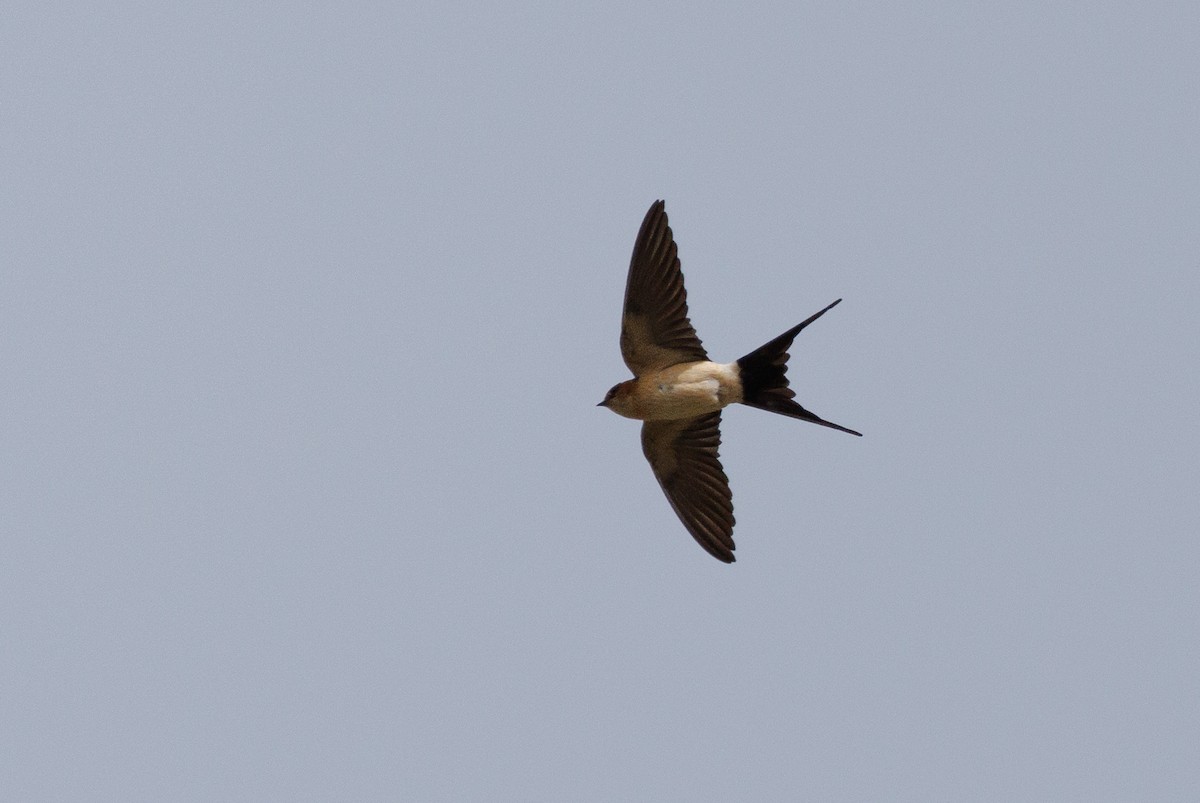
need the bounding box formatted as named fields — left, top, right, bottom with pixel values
left=640, top=412, right=735, bottom=563
left=620, top=200, right=708, bottom=375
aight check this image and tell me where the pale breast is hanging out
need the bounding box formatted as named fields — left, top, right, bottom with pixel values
left=634, top=361, right=743, bottom=420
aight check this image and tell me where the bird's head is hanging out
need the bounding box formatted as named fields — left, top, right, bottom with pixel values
left=597, top=380, right=638, bottom=418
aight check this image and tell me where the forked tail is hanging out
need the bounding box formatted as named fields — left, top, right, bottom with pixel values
left=736, top=299, right=862, bottom=436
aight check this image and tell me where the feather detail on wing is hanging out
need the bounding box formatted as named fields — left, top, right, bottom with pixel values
left=641, top=412, right=735, bottom=562
left=621, top=201, right=708, bottom=374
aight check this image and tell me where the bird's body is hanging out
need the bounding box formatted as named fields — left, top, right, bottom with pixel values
left=603, top=361, right=742, bottom=421
left=598, top=200, right=860, bottom=563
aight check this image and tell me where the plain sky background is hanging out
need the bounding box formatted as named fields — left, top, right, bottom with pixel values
left=4, top=3, right=1199, bottom=800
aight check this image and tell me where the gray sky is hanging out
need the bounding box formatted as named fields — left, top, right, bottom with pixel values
left=4, top=3, right=1199, bottom=800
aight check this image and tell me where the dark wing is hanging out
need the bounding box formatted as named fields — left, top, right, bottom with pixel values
left=641, top=412, right=736, bottom=563
left=620, top=200, right=708, bottom=375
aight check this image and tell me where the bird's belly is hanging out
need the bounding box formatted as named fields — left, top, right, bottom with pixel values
left=646, top=381, right=720, bottom=419
left=635, top=363, right=741, bottom=420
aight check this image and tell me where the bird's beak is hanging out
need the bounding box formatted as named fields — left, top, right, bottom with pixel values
left=596, top=400, right=607, bottom=407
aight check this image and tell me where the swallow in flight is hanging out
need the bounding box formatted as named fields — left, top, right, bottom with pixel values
left=598, top=200, right=860, bottom=563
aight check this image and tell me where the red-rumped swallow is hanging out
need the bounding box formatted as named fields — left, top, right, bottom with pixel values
left=598, top=200, right=861, bottom=563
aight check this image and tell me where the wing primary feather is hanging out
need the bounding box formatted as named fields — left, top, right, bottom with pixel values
left=640, top=413, right=736, bottom=562
left=620, top=201, right=709, bottom=374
